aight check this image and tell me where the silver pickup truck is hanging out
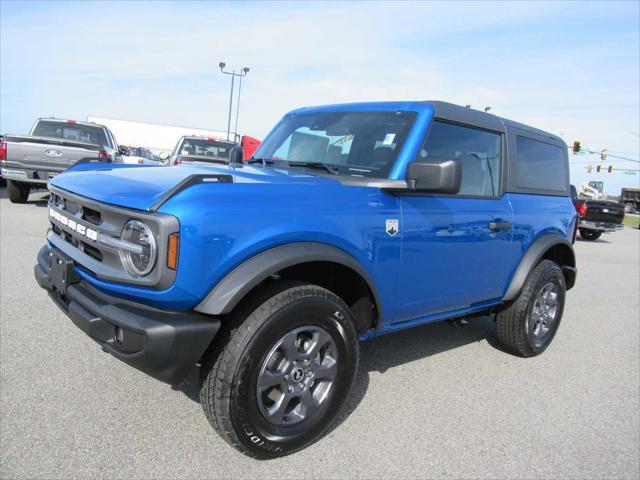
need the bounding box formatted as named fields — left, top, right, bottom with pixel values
left=0, top=118, right=120, bottom=203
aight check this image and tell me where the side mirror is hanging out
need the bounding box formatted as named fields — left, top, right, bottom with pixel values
left=406, top=158, right=462, bottom=193
left=229, top=145, right=243, bottom=166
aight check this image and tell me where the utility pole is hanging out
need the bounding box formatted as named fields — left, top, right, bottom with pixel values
left=219, top=62, right=250, bottom=142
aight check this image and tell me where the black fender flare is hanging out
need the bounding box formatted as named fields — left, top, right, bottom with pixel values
left=195, top=242, right=382, bottom=317
left=502, top=234, right=576, bottom=302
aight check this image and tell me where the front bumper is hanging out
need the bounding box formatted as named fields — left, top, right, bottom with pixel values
left=34, top=245, right=220, bottom=384
left=579, top=220, right=624, bottom=233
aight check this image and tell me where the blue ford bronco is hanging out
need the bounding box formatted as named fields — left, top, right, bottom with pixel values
left=35, top=101, right=577, bottom=458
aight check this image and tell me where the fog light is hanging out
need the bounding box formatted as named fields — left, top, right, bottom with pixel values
left=115, top=327, right=124, bottom=345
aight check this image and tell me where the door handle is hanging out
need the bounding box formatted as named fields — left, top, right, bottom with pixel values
left=488, top=221, right=512, bottom=231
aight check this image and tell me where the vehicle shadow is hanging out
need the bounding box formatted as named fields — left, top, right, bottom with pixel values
left=0, top=186, right=49, bottom=206
left=575, top=237, right=611, bottom=244
left=172, top=315, right=499, bottom=436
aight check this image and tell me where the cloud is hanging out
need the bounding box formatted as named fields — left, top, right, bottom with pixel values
left=1, top=0, right=638, bottom=186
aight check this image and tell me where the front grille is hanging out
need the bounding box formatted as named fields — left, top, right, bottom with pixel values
left=82, top=206, right=102, bottom=225
left=81, top=241, right=103, bottom=261
left=48, top=194, right=113, bottom=264
left=64, top=198, right=82, bottom=215
left=51, top=193, right=102, bottom=225
left=46, top=186, right=178, bottom=290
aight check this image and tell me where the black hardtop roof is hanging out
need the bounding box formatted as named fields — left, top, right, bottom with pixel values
left=427, top=101, right=566, bottom=146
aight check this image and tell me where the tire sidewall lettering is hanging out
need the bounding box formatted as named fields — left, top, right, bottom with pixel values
left=229, top=293, right=357, bottom=456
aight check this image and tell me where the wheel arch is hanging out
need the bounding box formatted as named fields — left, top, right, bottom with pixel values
left=195, top=242, right=382, bottom=333
left=503, top=234, right=576, bottom=302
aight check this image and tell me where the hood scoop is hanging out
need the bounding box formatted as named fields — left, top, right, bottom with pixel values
left=148, top=174, right=233, bottom=212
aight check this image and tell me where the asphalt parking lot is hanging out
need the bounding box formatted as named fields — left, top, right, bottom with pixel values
left=1, top=187, right=638, bottom=479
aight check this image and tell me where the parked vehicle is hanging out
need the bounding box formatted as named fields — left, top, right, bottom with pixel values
left=241, top=135, right=261, bottom=160
left=119, top=146, right=164, bottom=166
left=571, top=185, right=624, bottom=240
left=620, top=187, right=640, bottom=214
left=35, top=101, right=577, bottom=458
left=580, top=180, right=606, bottom=200
left=87, top=115, right=234, bottom=156
left=0, top=118, right=119, bottom=203
left=169, top=136, right=236, bottom=166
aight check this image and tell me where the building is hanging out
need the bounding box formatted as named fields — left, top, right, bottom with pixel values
left=86, top=116, right=238, bottom=155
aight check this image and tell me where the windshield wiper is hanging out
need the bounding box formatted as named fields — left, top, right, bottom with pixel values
left=287, top=161, right=339, bottom=175
left=247, top=157, right=275, bottom=165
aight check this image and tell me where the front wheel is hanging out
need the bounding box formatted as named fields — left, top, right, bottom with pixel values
left=579, top=228, right=602, bottom=241
left=199, top=282, right=359, bottom=458
left=496, top=260, right=566, bottom=357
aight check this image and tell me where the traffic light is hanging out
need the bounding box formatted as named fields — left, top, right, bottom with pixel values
left=596, top=165, right=601, bottom=173
left=572, top=140, right=581, bottom=154
left=601, top=148, right=608, bottom=161
left=608, top=165, right=613, bottom=173
left=587, top=165, right=592, bottom=173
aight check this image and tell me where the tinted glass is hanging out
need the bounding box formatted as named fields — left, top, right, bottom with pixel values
left=33, top=121, right=108, bottom=146
left=419, top=121, right=501, bottom=196
left=515, top=136, right=567, bottom=191
left=180, top=138, right=232, bottom=161
left=254, top=111, right=417, bottom=178
left=122, top=147, right=143, bottom=157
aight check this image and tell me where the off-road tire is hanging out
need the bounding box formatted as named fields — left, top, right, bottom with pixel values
left=199, top=281, right=359, bottom=459
left=579, top=228, right=602, bottom=241
left=496, top=259, right=566, bottom=357
left=7, top=180, right=29, bottom=203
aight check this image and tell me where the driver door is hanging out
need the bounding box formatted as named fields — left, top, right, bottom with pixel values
left=393, top=121, right=513, bottom=322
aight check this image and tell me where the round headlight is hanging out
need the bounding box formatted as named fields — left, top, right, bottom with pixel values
left=119, top=220, right=157, bottom=277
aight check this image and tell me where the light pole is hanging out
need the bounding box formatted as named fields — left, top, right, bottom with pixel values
left=219, top=62, right=250, bottom=142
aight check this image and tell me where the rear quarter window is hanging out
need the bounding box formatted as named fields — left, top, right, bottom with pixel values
left=515, top=136, right=567, bottom=192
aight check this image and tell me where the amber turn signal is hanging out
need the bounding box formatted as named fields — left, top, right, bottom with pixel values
left=167, top=233, right=179, bottom=270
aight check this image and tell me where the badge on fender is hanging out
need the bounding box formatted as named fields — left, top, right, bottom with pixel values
left=386, top=219, right=399, bottom=237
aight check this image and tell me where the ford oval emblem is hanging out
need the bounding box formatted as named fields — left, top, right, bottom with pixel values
left=602, top=208, right=609, bottom=213
left=45, top=149, right=62, bottom=157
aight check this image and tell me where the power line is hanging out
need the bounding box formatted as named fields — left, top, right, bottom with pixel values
left=607, top=153, right=640, bottom=163
left=569, top=152, right=640, bottom=163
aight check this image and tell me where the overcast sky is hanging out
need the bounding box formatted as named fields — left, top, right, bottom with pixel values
left=1, top=1, right=638, bottom=192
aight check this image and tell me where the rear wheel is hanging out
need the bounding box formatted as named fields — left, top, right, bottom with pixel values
left=199, top=282, right=359, bottom=458
left=496, top=260, right=566, bottom=357
left=7, top=180, right=29, bottom=203
left=579, top=228, right=601, bottom=241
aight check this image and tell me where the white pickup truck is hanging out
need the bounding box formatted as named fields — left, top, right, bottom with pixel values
left=0, top=118, right=120, bottom=203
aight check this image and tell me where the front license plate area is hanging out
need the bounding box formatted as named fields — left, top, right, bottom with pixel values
left=49, top=250, right=78, bottom=295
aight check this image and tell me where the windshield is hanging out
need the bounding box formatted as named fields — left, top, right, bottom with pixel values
left=254, top=111, right=416, bottom=178
left=178, top=138, right=233, bottom=161
left=32, top=120, right=108, bottom=146
left=122, top=147, right=144, bottom=157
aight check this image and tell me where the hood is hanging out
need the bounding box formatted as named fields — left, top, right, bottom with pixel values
left=51, top=163, right=343, bottom=211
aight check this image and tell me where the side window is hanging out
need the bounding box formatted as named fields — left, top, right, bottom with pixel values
left=515, top=136, right=567, bottom=192
left=108, top=130, right=118, bottom=149
left=419, top=121, right=501, bottom=197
